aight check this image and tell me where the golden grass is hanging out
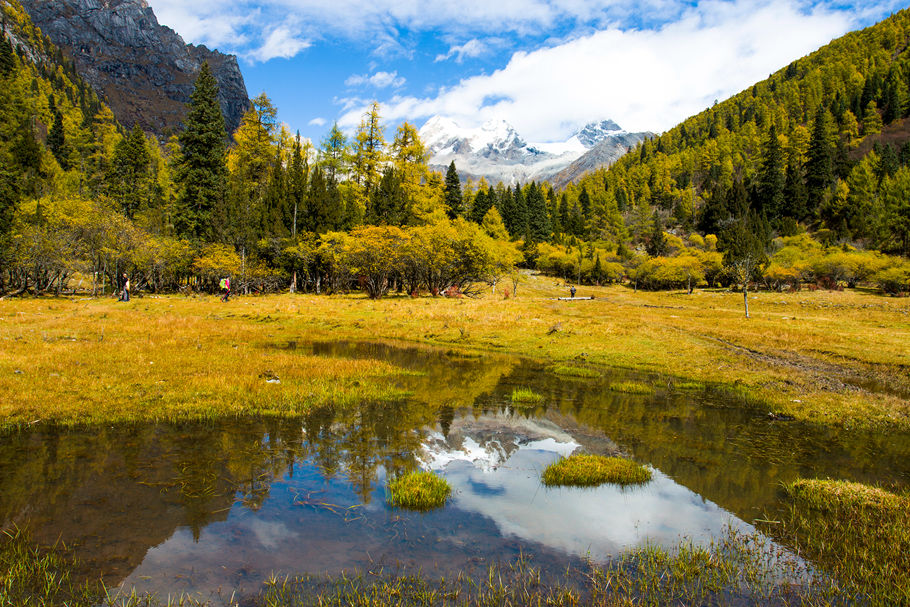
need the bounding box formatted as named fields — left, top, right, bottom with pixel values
left=510, top=387, right=543, bottom=404
left=542, top=454, right=652, bottom=487
left=776, top=479, right=910, bottom=603
left=386, top=471, right=451, bottom=510
left=1, top=276, right=909, bottom=430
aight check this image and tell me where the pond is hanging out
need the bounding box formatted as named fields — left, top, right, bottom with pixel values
left=1, top=341, right=909, bottom=602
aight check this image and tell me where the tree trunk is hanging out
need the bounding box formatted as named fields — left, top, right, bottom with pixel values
left=743, top=284, right=750, bottom=318
left=291, top=271, right=297, bottom=294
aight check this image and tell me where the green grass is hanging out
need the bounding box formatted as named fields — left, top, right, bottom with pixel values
left=767, top=478, right=910, bottom=605
left=675, top=381, right=706, bottom=390
left=542, top=454, right=652, bottom=487
left=550, top=365, right=600, bottom=379
left=609, top=381, right=655, bottom=395
left=510, top=387, right=543, bottom=403
left=386, top=471, right=451, bottom=511
left=258, top=526, right=842, bottom=606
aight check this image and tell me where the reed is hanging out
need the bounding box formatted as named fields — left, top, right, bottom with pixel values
left=386, top=471, right=451, bottom=510
left=542, top=454, right=652, bottom=487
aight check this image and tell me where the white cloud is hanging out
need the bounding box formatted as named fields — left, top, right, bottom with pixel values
left=345, top=71, right=406, bottom=89
left=309, top=117, right=328, bottom=127
left=246, top=25, right=311, bottom=62
left=435, top=39, right=492, bottom=63
left=340, top=0, right=857, bottom=140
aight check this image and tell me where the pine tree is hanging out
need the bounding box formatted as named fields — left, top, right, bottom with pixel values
left=805, top=107, right=833, bottom=217
left=443, top=161, right=463, bottom=218
left=862, top=101, right=883, bottom=136
left=319, top=122, right=347, bottom=181
left=0, top=34, right=14, bottom=76
left=645, top=212, right=668, bottom=256
left=782, top=161, right=808, bottom=220
left=108, top=124, right=152, bottom=219
left=754, top=123, right=785, bottom=218
left=510, top=186, right=529, bottom=238
left=47, top=109, right=69, bottom=170
left=287, top=132, right=308, bottom=236
left=175, top=62, right=227, bottom=240
left=525, top=182, right=551, bottom=241
left=470, top=185, right=492, bottom=224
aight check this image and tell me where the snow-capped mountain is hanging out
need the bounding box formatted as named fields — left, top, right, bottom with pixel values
left=419, top=116, right=651, bottom=186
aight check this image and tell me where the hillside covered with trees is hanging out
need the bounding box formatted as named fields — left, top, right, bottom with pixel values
left=1, top=0, right=909, bottom=299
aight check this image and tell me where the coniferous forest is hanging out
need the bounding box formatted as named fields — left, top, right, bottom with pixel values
left=2, top=0, right=910, bottom=299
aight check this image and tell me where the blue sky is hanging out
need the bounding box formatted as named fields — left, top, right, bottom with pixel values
left=144, top=0, right=907, bottom=145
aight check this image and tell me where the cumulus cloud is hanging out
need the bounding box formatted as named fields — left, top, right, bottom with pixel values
left=339, top=0, right=859, bottom=140
left=345, top=71, right=406, bottom=89
left=246, top=25, right=311, bottom=62
left=435, top=39, right=492, bottom=63
left=308, top=117, right=328, bottom=127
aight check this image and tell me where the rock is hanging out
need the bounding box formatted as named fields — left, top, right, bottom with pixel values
left=19, top=0, right=249, bottom=136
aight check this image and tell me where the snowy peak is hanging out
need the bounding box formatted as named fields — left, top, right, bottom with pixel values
left=419, top=115, right=650, bottom=186
left=576, top=120, right=624, bottom=148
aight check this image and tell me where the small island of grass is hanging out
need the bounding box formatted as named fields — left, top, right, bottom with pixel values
left=542, top=454, right=652, bottom=487
left=610, top=381, right=655, bottom=395
left=386, top=471, right=451, bottom=510
left=511, top=387, right=543, bottom=404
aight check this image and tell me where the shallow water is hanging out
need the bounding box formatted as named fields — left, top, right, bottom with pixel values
left=1, top=341, right=908, bottom=601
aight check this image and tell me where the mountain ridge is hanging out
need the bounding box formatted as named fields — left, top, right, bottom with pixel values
left=18, top=0, right=249, bottom=136
left=419, top=115, right=651, bottom=186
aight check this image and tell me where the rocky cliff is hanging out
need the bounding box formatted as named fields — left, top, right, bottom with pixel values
left=18, top=0, right=249, bottom=136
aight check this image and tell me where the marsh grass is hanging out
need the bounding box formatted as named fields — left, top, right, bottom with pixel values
left=675, top=381, right=706, bottom=390
left=386, top=471, right=451, bottom=510
left=510, top=387, right=543, bottom=403
left=542, top=454, right=652, bottom=487
left=550, top=365, right=600, bottom=379
left=768, top=479, right=910, bottom=605
left=258, top=527, right=844, bottom=606
left=609, top=381, right=655, bottom=395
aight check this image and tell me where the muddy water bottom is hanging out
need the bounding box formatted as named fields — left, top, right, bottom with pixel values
left=1, top=341, right=909, bottom=601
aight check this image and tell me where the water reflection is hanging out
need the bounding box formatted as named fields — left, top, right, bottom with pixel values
left=0, top=340, right=908, bottom=601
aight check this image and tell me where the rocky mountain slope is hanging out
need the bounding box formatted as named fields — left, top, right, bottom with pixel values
left=18, top=0, right=249, bottom=136
left=419, top=116, right=651, bottom=186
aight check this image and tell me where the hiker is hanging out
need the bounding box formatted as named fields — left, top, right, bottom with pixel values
left=570, top=285, right=576, bottom=298
left=220, top=276, right=231, bottom=302
left=120, top=274, right=130, bottom=302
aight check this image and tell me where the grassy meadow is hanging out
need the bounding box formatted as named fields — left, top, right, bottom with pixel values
left=1, top=274, right=908, bottom=430
left=2, top=276, right=910, bottom=604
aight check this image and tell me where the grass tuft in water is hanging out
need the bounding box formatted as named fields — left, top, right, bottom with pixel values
left=675, top=381, right=705, bottom=390
left=510, top=387, right=543, bottom=404
left=768, top=478, right=910, bottom=605
left=386, top=471, right=451, bottom=511
left=542, top=454, right=652, bottom=487
left=609, top=381, right=655, bottom=395
left=551, top=365, right=600, bottom=379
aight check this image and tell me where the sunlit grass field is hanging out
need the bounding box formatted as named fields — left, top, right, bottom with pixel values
left=2, top=274, right=908, bottom=431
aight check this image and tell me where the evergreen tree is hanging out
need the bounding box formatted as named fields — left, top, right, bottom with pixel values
left=754, top=123, right=785, bottom=218
left=47, top=109, right=69, bottom=169
left=108, top=123, right=152, bottom=219
left=369, top=167, right=406, bottom=225
left=782, top=161, right=808, bottom=220
left=287, top=132, right=308, bottom=237
left=805, top=107, right=833, bottom=217
left=525, top=182, right=551, bottom=241
left=510, top=185, right=529, bottom=238
left=470, top=185, right=492, bottom=224
left=578, top=187, right=591, bottom=217
left=645, top=212, right=668, bottom=256
left=863, top=101, right=883, bottom=136
left=319, top=122, right=347, bottom=181
left=175, top=62, right=227, bottom=240
left=443, top=161, right=463, bottom=218
left=0, top=34, right=14, bottom=76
